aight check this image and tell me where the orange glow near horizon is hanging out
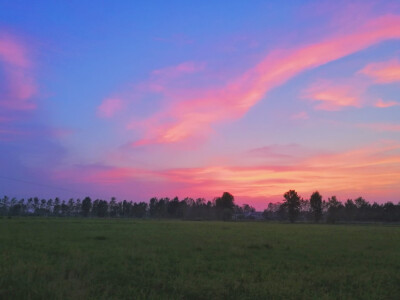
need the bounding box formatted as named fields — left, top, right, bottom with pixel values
left=56, top=141, right=400, bottom=207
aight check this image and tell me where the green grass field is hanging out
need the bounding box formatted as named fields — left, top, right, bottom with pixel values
left=1, top=218, right=399, bottom=299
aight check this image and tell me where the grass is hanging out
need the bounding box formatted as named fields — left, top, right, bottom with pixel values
left=1, top=218, right=399, bottom=299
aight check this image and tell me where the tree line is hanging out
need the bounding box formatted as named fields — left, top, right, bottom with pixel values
left=0, top=192, right=240, bottom=221
left=1, top=190, right=400, bottom=222
left=264, top=190, right=400, bottom=223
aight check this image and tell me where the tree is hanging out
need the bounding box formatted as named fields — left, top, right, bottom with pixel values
left=68, top=198, right=75, bottom=216
left=149, top=197, right=158, bottom=217
left=74, top=199, right=81, bottom=216
left=0, top=196, right=9, bottom=215
left=46, top=199, right=53, bottom=215
left=354, top=197, right=370, bottom=221
left=383, top=202, right=397, bottom=222
left=33, top=197, right=39, bottom=215
left=242, top=204, right=255, bottom=214
left=132, top=202, right=147, bottom=218
left=81, top=197, right=92, bottom=217
left=61, top=200, right=68, bottom=216
left=310, top=191, right=323, bottom=223
left=326, top=196, right=343, bottom=223
left=109, top=197, right=118, bottom=217
left=344, top=199, right=356, bottom=221
left=40, top=199, right=46, bottom=215
left=98, top=200, right=109, bottom=217
left=215, top=192, right=235, bottom=220
left=53, top=197, right=61, bottom=216
left=122, top=200, right=131, bottom=217
left=215, top=192, right=234, bottom=210
left=167, top=197, right=180, bottom=218
left=283, top=190, right=301, bottom=223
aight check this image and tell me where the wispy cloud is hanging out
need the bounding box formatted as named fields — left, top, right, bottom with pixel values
left=375, top=99, right=399, bottom=108
left=302, top=80, right=362, bottom=111
left=359, top=58, right=400, bottom=83
left=97, top=98, right=123, bottom=118
left=122, top=14, right=400, bottom=145
left=0, top=31, right=38, bottom=143
left=0, top=32, right=36, bottom=112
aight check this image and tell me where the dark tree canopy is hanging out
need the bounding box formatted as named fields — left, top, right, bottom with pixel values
left=2, top=190, right=400, bottom=223
left=215, top=192, right=234, bottom=210
left=310, top=191, right=323, bottom=223
left=283, top=190, right=301, bottom=223
left=81, top=197, right=92, bottom=217
left=326, top=196, right=342, bottom=223
left=215, top=192, right=235, bottom=220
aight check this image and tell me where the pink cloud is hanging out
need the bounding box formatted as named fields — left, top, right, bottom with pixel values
left=359, top=58, right=400, bottom=83
left=303, top=80, right=362, bottom=111
left=128, top=14, right=400, bottom=145
left=375, top=99, right=399, bottom=108
left=58, top=142, right=400, bottom=204
left=0, top=32, right=36, bottom=112
left=0, top=34, right=30, bottom=67
left=97, top=98, right=123, bottom=118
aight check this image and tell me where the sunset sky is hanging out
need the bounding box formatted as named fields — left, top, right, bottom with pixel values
left=1, top=1, right=400, bottom=209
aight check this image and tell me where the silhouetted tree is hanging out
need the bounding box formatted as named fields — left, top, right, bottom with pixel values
left=2, top=190, right=400, bottom=222
left=40, top=199, right=46, bottom=215
left=122, top=200, right=130, bottom=217
left=354, top=197, right=370, bottom=221
left=0, top=196, right=9, bottom=215
left=167, top=197, right=181, bottom=218
left=81, top=197, right=92, bottom=217
left=326, top=196, right=343, bottom=223
left=132, top=202, right=147, bottom=218
left=215, top=192, right=235, bottom=220
left=67, top=198, right=74, bottom=216
left=383, top=202, right=398, bottom=222
left=92, top=199, right=108, bottom=217
left=74, top=199, right=81, bottom=216
left=310, top=191, right=323, bottom=223
left=98, top=200, right=109, bottom=217
left=215, top=192, right=234, bottom=210
left=33, top=197, right=39, bottom=215
left=109, top=197, right=119, bottom=217
left=344, top=199, right=356, bottom=221
left=283, top=190, right=301, bottom=223
left=61, top=200, right=68, bottom=216
left=53, top=197, right=61, bottom=216
left=149, top=197, right=158, bottom=217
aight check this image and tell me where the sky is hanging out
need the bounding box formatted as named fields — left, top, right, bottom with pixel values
left=1, top=0, right=400, bottom=209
